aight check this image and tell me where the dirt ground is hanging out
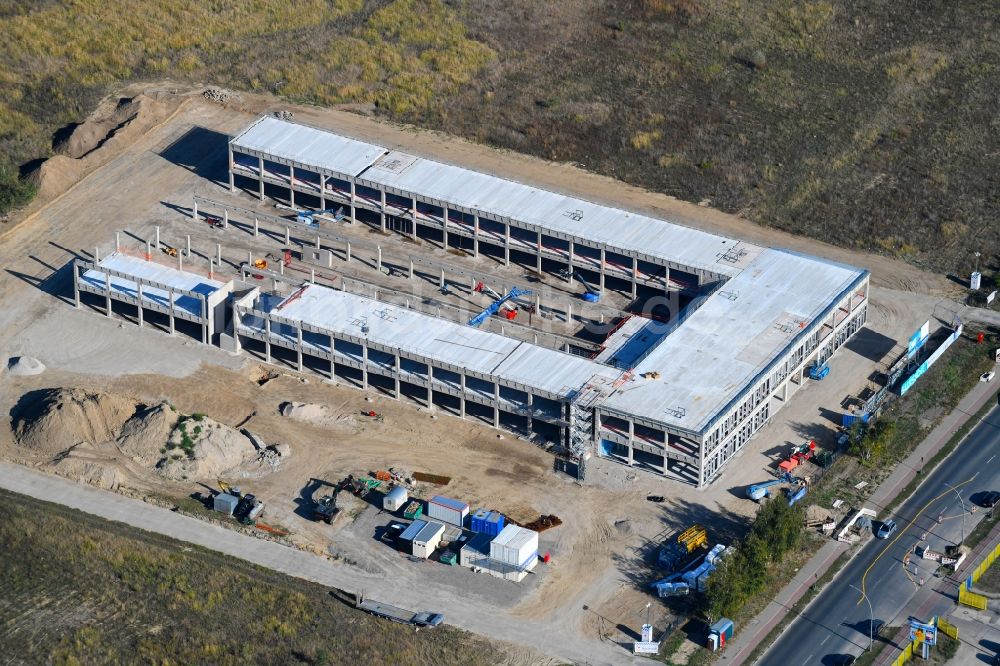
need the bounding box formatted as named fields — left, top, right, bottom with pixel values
left=0, top=83, right=957, bottom=663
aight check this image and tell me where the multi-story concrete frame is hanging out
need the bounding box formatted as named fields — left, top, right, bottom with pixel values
left=73, top=116, right=870, bottom=487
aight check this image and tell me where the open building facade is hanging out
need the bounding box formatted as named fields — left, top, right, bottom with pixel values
left=73, top=116, right=869, bottom=488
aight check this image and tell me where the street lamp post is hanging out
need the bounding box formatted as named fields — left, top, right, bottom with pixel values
left=849, top=584, right=874, bottom=652
left=942, top=481, right=968, bottom=544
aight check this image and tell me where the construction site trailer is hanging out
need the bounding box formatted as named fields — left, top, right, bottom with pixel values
left=470, top=509, right=506, bottom=537
left=383, top=486, right=408, bottom=511
left=398, top=519, right=426, bottom=554
left=427, top=496, right=470, bottom=527
left=412, top=521, right=446, bottom=559
left=490, top=525, right=539, bottom=568
left=460, top=532, right=493, bottom=568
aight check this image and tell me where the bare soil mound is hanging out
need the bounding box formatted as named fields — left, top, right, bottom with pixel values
left=13, top=388, right=139, bottom=454
left=26, top=92, right=181, bottom=211
left=5, top=356, right=45, bottom=376
left=158, top=416, right=265, bottom=481
left=12, top=388, right=284, bottom=485
left=279, top=401, right=358, bottom=431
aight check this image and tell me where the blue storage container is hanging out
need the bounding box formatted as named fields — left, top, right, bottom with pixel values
left=471, top=509, right=489, bottom=533
left=470, top=509, right=506, bottom=537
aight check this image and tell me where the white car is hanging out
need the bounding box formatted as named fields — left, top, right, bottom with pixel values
left=982, top=371, right=996, bottom=383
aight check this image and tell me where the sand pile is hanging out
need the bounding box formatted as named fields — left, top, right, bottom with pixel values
left=279, top=401, right=358, bottom=430
left=13, top=388, right=140, bottom=454
left=12, top=388, right=286, bottom=485
left=157, top=415, right=266, bottom=481
left=6, top=356, right=45, bottom=376
left=30, top=93, right=179, bottom=205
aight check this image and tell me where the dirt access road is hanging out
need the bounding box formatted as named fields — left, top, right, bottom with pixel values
left=0, top=83, right=958, bottom=662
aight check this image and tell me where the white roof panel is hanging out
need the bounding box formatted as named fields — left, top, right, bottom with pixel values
left=255, top=284, right=616, bottom=394
left=230, top=116, right=386, bottom=178
left=360, top=150, right=762, bottom=277
left=602, top=249, right=866, bottom=432
left=81, top=253, right=224, bottom=317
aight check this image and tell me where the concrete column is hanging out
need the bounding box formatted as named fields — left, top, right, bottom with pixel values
left=380, top=190, right=387, bottom=232
left=232, top=306, right=241, bottom=354
left=209, top=259, right=214, bottom=281
left=95, top=247, right=100, bottom=262
left=361, top=345, right=369, bottom=390
left=136, top=283, right=143, bottom=327
left=315, top=236, right=321, bottom=250
left=73, top=262, right=80, bottom=308
left=408, top=259, right=414, bottom=280
left=568, top=241, right=575, bottom=283
left=296, top=325, right=303, bottom=372
left=223, top=210, right=228, bottom=229
left=349, top=180, right=356, bottom=224
left=473, top=214, right=480, bottom=258
left=631, top=257, right=638, bottom=298
left=285, top=227, right=290, bottom=245
left=289, top=165, right=296, bottom=209
left=186, top=234, right=191, bottom=257
left=427, top=365, right=434, bottom=407
left=192, top=202, right=198, bottom=222
left=376, top=246, right=382, bottom=273
left=145, top=240, right=151, bottom=260
left=459, top=373, right=466, bottom=417
left=319, top=174, right=326, bottom=210
left=411, top=197, right=418, bottom=240
left=216, top=243, right=222, bottom=265
left=346, top=241, right=351, bottom=263
left=253, top=217, right=259, bottom=237
left=628, top=420, right=635, bottom=466
left=493, top=382, right=502, bottom=427
left=258, top=157, right=265, bottom=200
left=599, top=248, right=606, bottom=293
left=526, top=393, right=533, bottom=434
left=228, top=147, right=235, bottom=191
left=264, top=317, right=272, bottom=363
left=310, top=268, right=315, bottom=284
left=168, top=291, right=175, bottom=334
left=104, top=272, right=112, bottom=317
left=504, top=224, right=510, bottom=266
left=442, top=206, right=449, bottom=248
left=115, top=232, right=120, bottom=252
left=567, top=302, right=573, bottom=322
left=155, top=227, right=160, bottom=251
left=394, top=355, right=401, bottom=399
left=178, top=252, right=183, bottom=271
left=439, top=269, right=445, bottom=288
left=536, top=232, right=543, bottom=272
left=664, top=266, right=671, bottom=294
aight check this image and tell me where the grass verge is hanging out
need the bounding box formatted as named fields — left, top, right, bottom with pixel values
left=0, top=486, right=498, bottom=665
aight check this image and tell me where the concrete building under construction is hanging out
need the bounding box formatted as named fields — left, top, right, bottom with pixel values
left=72, top=116, right=870, bottom=487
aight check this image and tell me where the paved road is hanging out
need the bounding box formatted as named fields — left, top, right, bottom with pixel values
left=0, top=463, right=638, bottom=666
left=760, top=404, right=1000, bottom=666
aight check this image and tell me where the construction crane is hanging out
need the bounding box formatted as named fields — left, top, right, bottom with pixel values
left=296, top=206, right=345, bottom=227
left=468, top=284, right=533, bottom=327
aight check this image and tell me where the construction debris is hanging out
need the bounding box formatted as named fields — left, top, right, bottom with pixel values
left=203, top=87, right=240, bottom=105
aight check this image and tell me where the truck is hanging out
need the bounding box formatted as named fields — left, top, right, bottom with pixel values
left=356, top=598, right=444, bottom=628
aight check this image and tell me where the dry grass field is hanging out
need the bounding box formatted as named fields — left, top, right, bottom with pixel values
left=0, top=487, right=499, bottom=665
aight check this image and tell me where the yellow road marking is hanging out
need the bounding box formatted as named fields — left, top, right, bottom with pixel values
left=857, top=476, right=975, bottom=606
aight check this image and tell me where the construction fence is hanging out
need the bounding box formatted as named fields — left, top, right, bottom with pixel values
left=957, top=538, right=999, bottom=610
left=890, top=639, right=918, bottom=666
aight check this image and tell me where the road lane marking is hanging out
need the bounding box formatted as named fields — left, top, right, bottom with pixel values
left=857, top=475, right=976, bottom=607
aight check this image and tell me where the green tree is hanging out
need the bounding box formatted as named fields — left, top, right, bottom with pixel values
left=0, top=162, right=36, bottom=215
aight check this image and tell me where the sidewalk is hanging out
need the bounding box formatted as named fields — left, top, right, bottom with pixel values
left=872, top=520, right=1000, bottom=666
left=722, top=379, right=999, bottom=665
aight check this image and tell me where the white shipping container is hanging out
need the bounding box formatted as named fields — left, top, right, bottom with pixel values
left=490, top=525, right=539, bottom=567
left=412, top=521, right=445, bottom=559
